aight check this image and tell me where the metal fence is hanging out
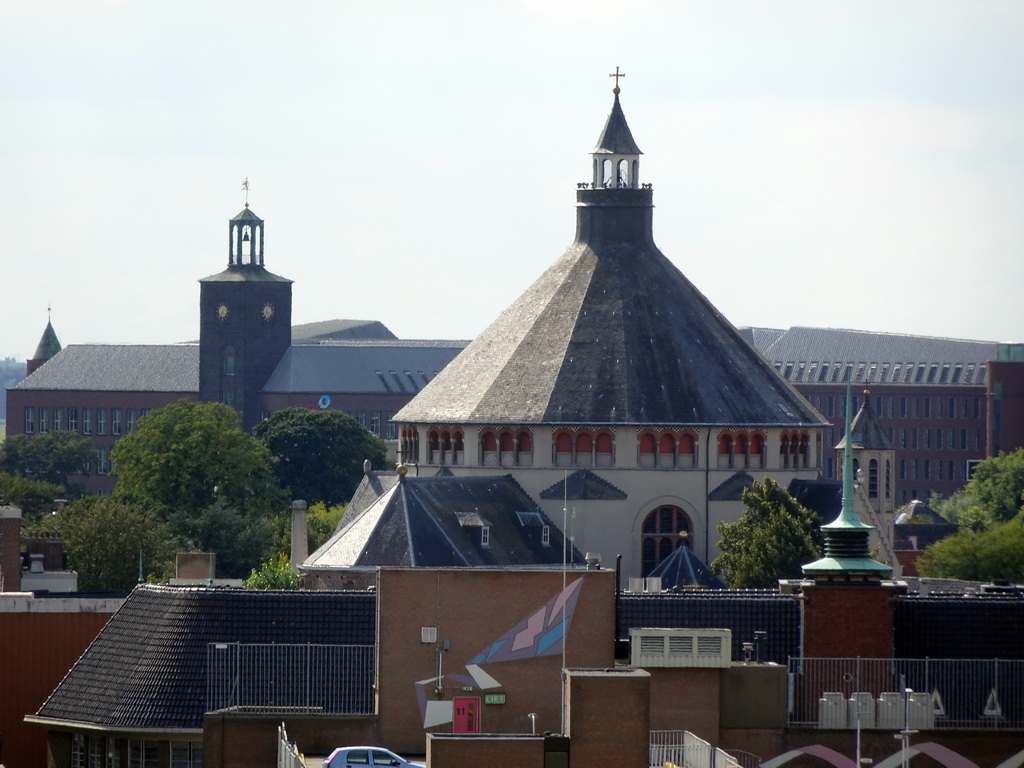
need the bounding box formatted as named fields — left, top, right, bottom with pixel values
left=207, top=643, right=375, bottom=715
left=650, top=731, right=741, bottom=768
left=787, top=657, right=1024, bottom=730
left=277, top=723, right=305, bottom=768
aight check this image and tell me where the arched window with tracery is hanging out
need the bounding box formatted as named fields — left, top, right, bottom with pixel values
left=481, top=430, right=498, bottom=466
left=885, top=459, right=892, bottom=499
left=798, top=433, right=810, bottom=468
left=595, top=432, right=614, bottom=467
left=735, top=434, right=749, bottom=466
left=640, top=505, right=692, bottom=577
left=678, top=432, right=696, bottom=468
left=718, top=433, right=733, bottom=468
left=780, top=434, right=791, bottom=468
left=555, top=432, right=573, bottom=467
left=400, top=426, right=419, bottom=464
left=518, top=431, right=532, bottom=452
left=869, top=458, right=879, bottom=498
left=638, top=432, right=657, bottom=468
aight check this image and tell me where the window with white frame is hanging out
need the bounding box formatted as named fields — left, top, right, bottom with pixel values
left=69, top=407, right=78, bottom=431
left=171, top=742, right=203, bottom=768
left=97, top=408, right=107, bottom=435
left=112, top=408, right=121, bottom=435
left=53, top=407, right=63, bottom=430
left=39, top=406, right=49, bottom=432
left=126, top=408, right=136, bottom=432
left=24, top=406, right=35, bottom=433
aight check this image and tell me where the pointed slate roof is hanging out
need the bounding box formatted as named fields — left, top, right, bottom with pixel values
left=593, top=93, right=642, bottom=155
left=303, top=473, right=582, bottom=569
left=836, top=391, right=893, bottom=451
left=396, top=98, right=823, bottom=429
left=539, top=469, right=627, bottom=501
left=648, top=546, right=726, bottom=590
left=32, top=320, right=62, bottom=362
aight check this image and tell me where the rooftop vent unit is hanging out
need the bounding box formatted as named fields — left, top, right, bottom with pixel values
left=629, top=628, right=732, bottom=668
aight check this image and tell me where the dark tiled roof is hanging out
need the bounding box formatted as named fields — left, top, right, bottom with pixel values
left=617, top=591, right=800, bottom=664
left=894, top=499, right=948, bottom=524
left=894, top=595, right=1024, bottom=659
left=262, top=342, right=466, bottom=394
left=708, top=472, right=755, bottom=501
left=291, top=319, right=397, bottom=343
left=305, top=473, right=582, bottom=569
left=648, top=547, right=726, bottom=590
left=15, top=344, right=199, bottom=392
left=745, top=326, right=996, bottom=387
left=593, top=93, right=642, bottom=155
left=396, top=231, right=823, bottom=428
left=788, top=478, right=842, bottom=523
left=539, top=469, right=627, bottom=500
left=35, top=585, right=376, bottom=729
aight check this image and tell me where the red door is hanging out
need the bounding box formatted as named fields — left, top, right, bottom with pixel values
left=453, top=697, right=480, bottom=733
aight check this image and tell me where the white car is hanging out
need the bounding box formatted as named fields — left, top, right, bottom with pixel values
left=323, top=747, right=425, bottom=768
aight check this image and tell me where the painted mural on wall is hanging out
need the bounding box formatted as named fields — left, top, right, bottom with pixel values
left=414, top=577, right=584, bottom=729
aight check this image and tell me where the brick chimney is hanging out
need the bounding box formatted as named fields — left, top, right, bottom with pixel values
left=0, top=506, right=23, bottom=592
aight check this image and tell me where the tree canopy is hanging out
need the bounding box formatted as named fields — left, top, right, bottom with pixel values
left=0, top=471, right=64, bottom=518
left=966, top=449, right=1024, bottom=524
left=110, top=400, right=288, bottom=577
left=35, top=496, right=177, bottom=591
left=253, top=408, right=389, bottom=506
left=112, top=400, right=285, bottom=515
left=0, top=430, right=94, bottom=491
left=917, top=517, right=1024, bottom=582
left=712, top=477, right=822, bottom=589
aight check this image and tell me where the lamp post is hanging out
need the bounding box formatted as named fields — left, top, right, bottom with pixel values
left=894, top=687, right=918, bottom=768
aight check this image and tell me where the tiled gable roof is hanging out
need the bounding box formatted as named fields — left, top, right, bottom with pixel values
left=539, top=469, right=627, bottom=500
left=16, top=344, right=199, bottom=392
left=648, top=547, right=726, bottom=590
left=35, top=585, right=375, bottom=730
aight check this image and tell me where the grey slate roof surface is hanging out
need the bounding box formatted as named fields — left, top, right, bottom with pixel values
left=305, top=473, right=581, bottom=569
left=744, top=326, right=997, bottom=386
left=35, top=585, right=375, bottom=730
left=708, top=472, right=755, bottom=502
left=262, top=341, right=467, bottom=394
left=15, top=344, right=199, bottom=392
left=396, top=237, right=823, bottom=427
left=291, top=319, right=397, bottom=343
left=539, top=469, right=628, bottom=500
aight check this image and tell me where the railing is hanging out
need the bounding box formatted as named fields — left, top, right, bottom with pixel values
left=278, top=723, right=305, bottom=768
left=651, top=731, right=740, bottom=768
left=787, top=657, right=1024, bottom=730
left=207, top=642, right=375, bottom=715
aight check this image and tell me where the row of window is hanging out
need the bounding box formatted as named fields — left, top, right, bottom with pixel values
left=783, top=360, right=987, bottom=386
left=71, top=735, right=202, bottom=768
left=23, top=407, right=149, bottom=436
left=815, top=394, right=983, bottom=421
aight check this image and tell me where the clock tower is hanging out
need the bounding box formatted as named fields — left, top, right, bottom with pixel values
left=199, top=205, right=292, bottom=431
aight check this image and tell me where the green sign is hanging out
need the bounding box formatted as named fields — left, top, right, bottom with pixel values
left=484, top=693, right=506, bottom=705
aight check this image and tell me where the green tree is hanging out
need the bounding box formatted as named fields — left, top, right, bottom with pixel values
left=966, top=449, right=1024, bottom=524
left=917, top=518, right=1024, bottom=582
left=35, top=496, right=177, bottom=591
left=0, top=430, right=94, bottom=491
left=0, top=471, right=64, bottom=518
left=111, top=400, right=288, bottom=577
left=712, top=477, right=822, bottom=588
left=243, top=554, right=301, bottom=589
left=928, top=490, right=994, bottom=533
left=112, top=400, right=286, bottom=515
left=253, top=408, right=388, bottom=506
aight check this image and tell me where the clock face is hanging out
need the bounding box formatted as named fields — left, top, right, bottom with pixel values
left=217, top=303, right=229, bottom=320
left=261, top=302, right=275, bottom=321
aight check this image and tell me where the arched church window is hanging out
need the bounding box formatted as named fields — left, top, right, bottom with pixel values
left=596, top=433, right=613, bottom=454
left=718, top=434, right=732, bottom=454
left=679, top=434, right=695, bottom=454
left=428, top=430, right=440, bottom=452
left=453, top=431, right=465, bottom=453
left=639, top=433, right=656, bottom=453
left=241, top=225, right=253, bottom=264
left=500, top=432, right=515, bottom=452
left=799, top=433, right=810, bottom=468
left=885, top=460, right=892, bottom=499
left=735, top=434, right=748, bottom=462
left=869, top=458, right=879, bottom=498
left=441, top=431, right=452, bottom=451
left=617, top=159, right=629, bottom=187
left=576, top=433, right=593, bottom=453
left=659, top=434, right=675, bottom=455
left=602, top=159, right=613, bottom=187
left=780, top=434, right=791, bottom=468
left=640, top=505, right=692, bottom=576
left=555, top=432, right=573, bottom=453
left=517, top=431, right=532, bottom=452
left=481, top=431, right=497, bottom=452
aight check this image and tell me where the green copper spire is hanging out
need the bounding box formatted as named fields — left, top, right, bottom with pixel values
left=802, top=383, right=892, bottom=579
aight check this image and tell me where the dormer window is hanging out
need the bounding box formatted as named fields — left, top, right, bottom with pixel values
left=481, top=526, right=490, bottom=548
left=542, top=525, right=550, bottom=547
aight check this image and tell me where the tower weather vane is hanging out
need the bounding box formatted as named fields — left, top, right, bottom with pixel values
left=242, top=177, right=250, bottom=208
left=609, top=66, right=625, bottom=93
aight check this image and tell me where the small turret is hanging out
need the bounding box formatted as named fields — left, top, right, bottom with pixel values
left=591, top=68, right=643, bottom=190
left=27, top=313, right=61, bottom=376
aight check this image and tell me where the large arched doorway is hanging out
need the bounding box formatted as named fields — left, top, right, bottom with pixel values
left=640, top=505, right=692, bottom=577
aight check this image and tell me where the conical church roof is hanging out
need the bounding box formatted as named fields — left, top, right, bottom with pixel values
left=593, top=92, right=642, bottom=156
left=32, top=320, right=62, bottom=362
left=836, top=391, right=893, bottom=450
left=397, top=96, right=822, bottom=429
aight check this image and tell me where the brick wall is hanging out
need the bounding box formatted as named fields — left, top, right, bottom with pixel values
left=647, top=668, right=720, bottom=740
left=427, top=734, right=546, bottom=768
left=566, top=668, right=650, bottom=768
left=802, top=582, right=905, bottom=658
left=0, top=508, right=21, bottom=592
left=204, top=714, right=379, bottom=768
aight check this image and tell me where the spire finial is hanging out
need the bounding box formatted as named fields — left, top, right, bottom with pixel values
left=47, top=302, right=51, bottom=323
left=609, top=66, right=625, bottom=95
left=242, top=177, right=250, bottom=208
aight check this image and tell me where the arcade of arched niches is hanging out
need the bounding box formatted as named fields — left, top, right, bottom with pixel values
left=399, top=425, right=820, bottom=472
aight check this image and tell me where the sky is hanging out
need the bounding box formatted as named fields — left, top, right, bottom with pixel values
left=2, top=0, right=1023, bottom=360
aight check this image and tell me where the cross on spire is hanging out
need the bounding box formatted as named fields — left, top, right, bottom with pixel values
left=609, top=66, right=625, bottom=94
left=242, top=177, right=250, bottom=208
